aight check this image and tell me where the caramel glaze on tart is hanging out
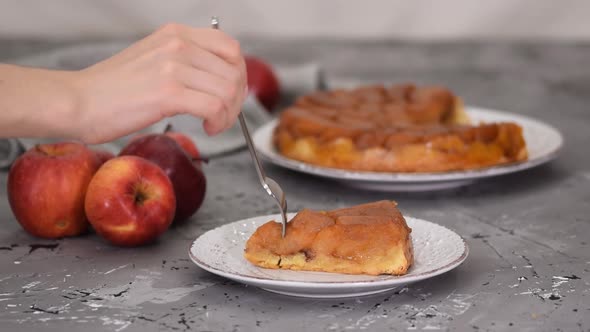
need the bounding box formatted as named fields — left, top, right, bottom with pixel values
left=244, top=200, right=413, bottom=276
left=273, top=84, right=528, bottom=172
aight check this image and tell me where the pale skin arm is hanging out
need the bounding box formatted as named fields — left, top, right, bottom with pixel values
left=0, top=23, right=247, bottom=144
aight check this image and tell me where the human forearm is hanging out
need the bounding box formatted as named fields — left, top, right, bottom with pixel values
left=0, top=64, right=79, bottom=140
left=0, top=24, right=246, bottom=144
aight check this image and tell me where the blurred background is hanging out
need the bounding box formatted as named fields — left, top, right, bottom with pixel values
left=0, top=0, right=589, bottom=41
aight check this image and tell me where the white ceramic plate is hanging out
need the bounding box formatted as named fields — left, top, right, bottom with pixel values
left=252, top=107, right=563, bottom=191
left=189, top=214, right=468, bottom=298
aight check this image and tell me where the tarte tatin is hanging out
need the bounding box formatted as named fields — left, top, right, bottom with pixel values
left=274, top=84, right=527, bottom=172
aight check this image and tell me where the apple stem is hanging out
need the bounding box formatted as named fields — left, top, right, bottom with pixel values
left=34, top=144, right=52, bottom=156
left=164, top=123, right=173, bottom=133
left=134, top=190, right=147, bottom=205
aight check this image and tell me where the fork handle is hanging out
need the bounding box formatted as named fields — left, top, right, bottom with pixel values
left=211, top=17, right=268, bottom=187
left=238, top=113, right=268, bottom=187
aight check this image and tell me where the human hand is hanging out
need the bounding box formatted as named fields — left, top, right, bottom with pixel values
left=70, top=23, right=247, bottom=144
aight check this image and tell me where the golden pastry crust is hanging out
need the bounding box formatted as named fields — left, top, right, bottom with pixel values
left=244, top=201, right=413, bottom=276
left=273, top=84, right=528, bottom=172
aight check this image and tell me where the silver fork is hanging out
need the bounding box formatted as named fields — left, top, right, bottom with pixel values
left=211, top=16, right=288, bottom=237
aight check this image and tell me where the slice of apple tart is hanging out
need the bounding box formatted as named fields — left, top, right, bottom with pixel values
left=244, top=200, right=413, bottom=276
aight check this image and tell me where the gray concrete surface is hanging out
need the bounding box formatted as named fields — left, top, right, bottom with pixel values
left=0, top=40, right=589, bottom=331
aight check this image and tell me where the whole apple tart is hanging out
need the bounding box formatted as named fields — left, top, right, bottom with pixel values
left=273, top=84, right=528, bottom=172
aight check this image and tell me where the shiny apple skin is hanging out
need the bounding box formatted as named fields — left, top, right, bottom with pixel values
left=119, top=135, right=206, bottom=223
left=84, top=156, right=176, bottom=246
left=245, top=56, right=281, bottom=111
left=7, top=142, right=99, bottom=238
left=165, top=132, right=202, bottom=163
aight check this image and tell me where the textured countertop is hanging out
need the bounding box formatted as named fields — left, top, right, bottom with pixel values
left=0, top=39, right=589, bottom=332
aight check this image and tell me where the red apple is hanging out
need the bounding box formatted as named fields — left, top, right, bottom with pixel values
left=245, top=55, right=281, bottom=111
left=84, top=156, right=176, bottom=246
left=119, top=134, right=206, bottom=223
left=7, top=142, right=99, bottom=238
left=130, top=128, right=202, bottom=164
left=93, top=149, right=115, bottom=167
left=164, top=132, right=201, bottom=161
left=162, top=125, right=202, bottom=164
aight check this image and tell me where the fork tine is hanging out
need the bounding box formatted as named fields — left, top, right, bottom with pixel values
left=264, top=177, right=288, bottom=237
